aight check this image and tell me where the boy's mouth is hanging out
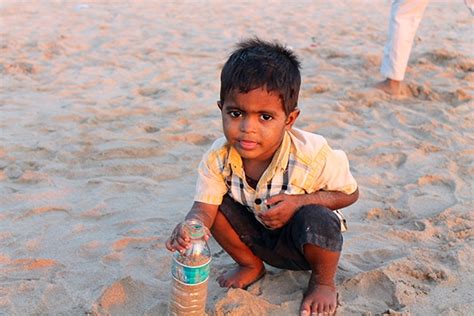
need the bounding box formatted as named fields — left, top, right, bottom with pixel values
left=238, top=139, right=258, bottom=150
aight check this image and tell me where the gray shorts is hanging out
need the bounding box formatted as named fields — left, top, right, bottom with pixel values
left=218, top=195, right=344, bottom=271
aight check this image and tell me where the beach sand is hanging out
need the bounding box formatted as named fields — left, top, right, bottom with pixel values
left=1, top=1, right=473, bottom=315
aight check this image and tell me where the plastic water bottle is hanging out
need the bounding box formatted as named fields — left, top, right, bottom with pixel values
left=168, top=219, right=211, bottom=316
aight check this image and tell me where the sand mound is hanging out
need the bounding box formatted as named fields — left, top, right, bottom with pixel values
left=92, top=276, right=160, bottom=315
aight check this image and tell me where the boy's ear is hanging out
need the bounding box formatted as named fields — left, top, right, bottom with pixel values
left=285, top=108, right=300, bottom=129
left=217, top=100, right=223, bottom=110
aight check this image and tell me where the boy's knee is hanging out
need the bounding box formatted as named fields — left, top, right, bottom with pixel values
left=294, top=205, right=341, bottom=232
left=295, top=204, right=331, bottom=218
left=291, top=204, right=343, bottom=252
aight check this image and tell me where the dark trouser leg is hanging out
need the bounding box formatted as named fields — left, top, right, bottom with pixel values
left=217, top=197, right=344, bottom=270
left=294, top=205, right=342, bottom=315
left=265, top=204, right=343, bottom=270
left=210, top=196, right=264, bottom=288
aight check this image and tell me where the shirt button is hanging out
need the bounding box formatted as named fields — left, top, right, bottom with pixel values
left=255, top=198, right=262, bottom=205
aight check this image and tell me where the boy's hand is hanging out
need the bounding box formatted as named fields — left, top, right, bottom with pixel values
left=258, top=193, right=303, bottom=229
left=165, top=220, right=211, bottom=252
left=165, top=222, right=191, bottom=252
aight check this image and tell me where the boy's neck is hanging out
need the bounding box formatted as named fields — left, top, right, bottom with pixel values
left=242, top=158, right=272, bottom=182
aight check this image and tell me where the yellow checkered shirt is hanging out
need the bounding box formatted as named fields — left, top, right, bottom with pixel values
left=194, top=128, right=357, bottom=227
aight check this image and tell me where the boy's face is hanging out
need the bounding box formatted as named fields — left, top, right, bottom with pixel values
left=218, top=87, right=299, bottom=163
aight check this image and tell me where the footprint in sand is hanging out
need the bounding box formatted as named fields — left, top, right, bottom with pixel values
left=343, top=248, right=405, bottom=272
left=390, top=260, right=450, bottom=284
left=5, top=164, right=23, bottom=179
left=361, top=54, right=382, bottom=70
left=407, top=174, right=457, bottom=217
left=214, top=288, right=280, bottom=316
left=302, top=77, right=332, bottom=96
left=405, top=218, right=429, bottom=231
left=406, top=83, right=472, bottom=105
left=341, top=257, right=450, bottom=311
left=409, top=49, right=473, bottom=103
left=405, top=83, right=441, bottom=101
left=456, top=57, right=474, bottom=73
left=324, top=50, right=349, bottom=60
left=93, top=147, right=165, bottom=161
left=420, top=49, right=460, bottom=67
left=165, top=133, right=213, bottom=146
left=307, top=84, right=330, bottom=94
left=136, top=87, right=165, bottom=98
left=430, top=208, right=474, bottom=243
left=365, top=206, right=407, bottom=224
left=144, top=126, right=160, bottom=133
left=369, top=152, right=407, bottom=169
left=341, top=270, right=401, bottom=310
left=18, top=206, right=70, bottom=220
left=2, top=62, right=38, bottom=75
left=5, top=258, right=64, bottom=280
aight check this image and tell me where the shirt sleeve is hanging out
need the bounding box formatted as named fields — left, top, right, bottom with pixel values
left=312, top=146, right=358, bottom=195
left=193, top=146, right=229, bottom=205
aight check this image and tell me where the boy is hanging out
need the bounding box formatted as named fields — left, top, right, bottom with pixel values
left=166, top=38, right=359, bottom=315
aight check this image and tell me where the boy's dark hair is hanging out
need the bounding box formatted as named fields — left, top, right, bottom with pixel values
left=220, top=37, right=301, bottom=115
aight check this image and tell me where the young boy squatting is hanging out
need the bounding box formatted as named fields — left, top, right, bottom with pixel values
left=166, top=38, right=359, bottom=315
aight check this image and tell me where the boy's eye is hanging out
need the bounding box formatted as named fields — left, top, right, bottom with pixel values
left=229, top=111, right=242, bottom=118
left=260, top=114, right=273, bottom=121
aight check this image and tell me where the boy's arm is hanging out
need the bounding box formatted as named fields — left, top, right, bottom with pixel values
left=166, top=201, right=219, bottom=252
left=297, top=187, right=359, bottom=210
left=185, top=201, right=219, bottom=230
left=166, top=138, right=228, bottom=251
left=259, top=188, right=359, bottom=229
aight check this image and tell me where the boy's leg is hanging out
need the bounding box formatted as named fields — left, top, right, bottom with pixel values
left=212, top=196, right=343, bottom=315
left=280, top=205, right=343, bottom=316
left=300, top=245, right=340, bottom=315
left=211, top=196, right=265, bottom=289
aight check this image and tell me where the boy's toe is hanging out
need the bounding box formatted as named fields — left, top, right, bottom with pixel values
left=299, top=301, right=311, bottom=316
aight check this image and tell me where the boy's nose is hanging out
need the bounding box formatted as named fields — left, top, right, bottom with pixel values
left=240, top=117, right=257, bottom=133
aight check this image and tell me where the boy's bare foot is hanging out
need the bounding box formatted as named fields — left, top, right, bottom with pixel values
left=374, top=78, right=412, bottom=97
left=217, top=264, right=266, bottom=289
left=299, top=273, right=337, bottom=315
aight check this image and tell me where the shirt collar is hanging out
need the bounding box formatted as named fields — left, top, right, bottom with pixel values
left=228, top=145, right=243, bottom=177
left=260, top=131, right=291, bottom=181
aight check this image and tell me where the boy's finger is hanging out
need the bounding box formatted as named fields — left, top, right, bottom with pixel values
left=165, top=238, right=174, bottom=251
left=173, top=241, right=188, bottom=252
left=258, top=210, right=273, bottom=220
left=265, top=194, right=284, bottom=206
left=176, top=236, right=190, bottom=248
left=259, top=205, right=281, bottom=220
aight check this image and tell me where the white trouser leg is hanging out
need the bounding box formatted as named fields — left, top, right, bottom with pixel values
left=380, top=0, right=430, bottom=81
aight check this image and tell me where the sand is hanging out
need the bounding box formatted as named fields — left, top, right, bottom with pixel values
left=0, top=1, right=472, bottom=315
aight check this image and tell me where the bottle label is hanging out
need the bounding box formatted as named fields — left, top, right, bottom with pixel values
left=171, top=257, right=211, bottom=285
